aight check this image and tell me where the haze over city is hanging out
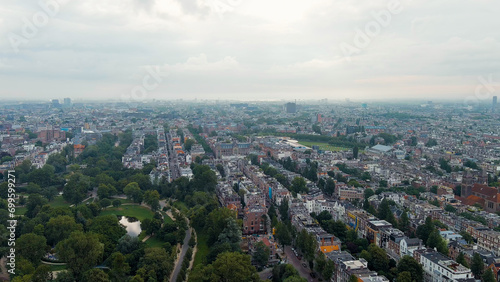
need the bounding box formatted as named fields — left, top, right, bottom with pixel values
left=3, top=1, right=500, bottom=282
left=1, top=0, right=500, bottom=101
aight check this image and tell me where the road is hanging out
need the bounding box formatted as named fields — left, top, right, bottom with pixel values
left=283, top=246, right=318, bottom=282
left=170, top=226, right=192, bottom=282
left=258, top=268, right=273, bottom=281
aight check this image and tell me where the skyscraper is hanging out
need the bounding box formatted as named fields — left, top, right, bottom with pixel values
left=284, top=102, right=297, bottom=114
left=64, top=98, right=72, bottom=108
left=493, top=96, right=497, bottom=112
left=52, top=99, right=60, bottom=108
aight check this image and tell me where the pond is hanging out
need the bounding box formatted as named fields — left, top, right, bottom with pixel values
left=119, top=216, right=142, bottom=237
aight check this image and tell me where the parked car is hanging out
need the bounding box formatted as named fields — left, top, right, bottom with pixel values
left=302, top=263, right=307, bottom=268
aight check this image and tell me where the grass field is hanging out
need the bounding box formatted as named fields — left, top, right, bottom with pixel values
left=99, top=205, right=154, bottom=221
left=138, top=231, right=147, bottom=241
left=163, top=212, right=174, bottom=224
left=298, top=141, right=351, bottom=152
left=145, top=236, right=165, bottom=248
left=50, top=196, right=71, bottom=208
left=14, top=207, right=27, bottom=215
left=111, top=198, right=134, bottom=205
left=49, top=264, right=67, bottom=271
left=193, top=228, right=208, bottom=268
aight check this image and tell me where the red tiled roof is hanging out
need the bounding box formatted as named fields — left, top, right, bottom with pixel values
left=472, top=184, right=500, bottom=203
left=461, top=195, right=485, bottom=206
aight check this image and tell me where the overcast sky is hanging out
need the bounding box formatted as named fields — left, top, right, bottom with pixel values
left=1, top=0, right=499, bottom=102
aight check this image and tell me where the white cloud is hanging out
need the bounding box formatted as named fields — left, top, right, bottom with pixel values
left=0, top=0, right=499, bottom=100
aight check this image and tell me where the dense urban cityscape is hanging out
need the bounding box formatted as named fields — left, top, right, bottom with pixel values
left=0, top=99, right=500, bottom=282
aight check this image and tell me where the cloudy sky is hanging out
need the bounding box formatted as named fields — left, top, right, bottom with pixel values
left=0, top=0, right=499, bottom=102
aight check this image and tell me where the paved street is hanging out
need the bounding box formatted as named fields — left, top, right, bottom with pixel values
left=258, top=268, right=273, bottom=281
left=283, top=246, right=318, bottom=282
left=170, top=222, right=192, bottom=282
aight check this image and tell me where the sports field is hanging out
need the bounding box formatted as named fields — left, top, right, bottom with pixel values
left=298, top=141, right=350, bottom=152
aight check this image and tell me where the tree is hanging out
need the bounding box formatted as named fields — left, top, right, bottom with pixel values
left=17, top=233, right=47, bottom=265
left=397, top=271, right=412, bottom=282
left=88, top=215, right=127, bottom=256
left=275, top=222, right=292, bottom=248
left=348, top=275, right=358, bottom=282
left=482, top=268, right=495, bottom=282
left=192, top=165, right=217, bottom=192
left=460, top=231, right=475, bottom=244
left=322, top=260, right=335, bottom=281
left=144, top=190, right=160, bottom=211
left=42, top=186, right=58, bottom=201
left=56, top=231, right=104, bottom=279
left=364, top=188, right=375, bottom=199
left=471, top=252, right=484, bottom=278
left=53, top=270, right=76, bottom=282
left=45, top=215, right=83, bottom=246
left=205, top=207, right=237, bottom=245
left=291, top=177, right=308, bottom=194
left=217, top=217, right=242, bottom=245
left=109, top=252, right=130, bottom=282
left=97, top=184, right=117, bottom=199
left=416, top=216, right=434, bottom=243
left=63, top=173, right=90, bottom=206
left=82, top=269, right=109, bottom=282
left=397, top=256, right=424, bottom=282
left=316, top=210, right=333, bottom=223
left=364, top=244, right=389, bottom=272
left=25, top=194, right=48, bottom=218
left=323, top=220, right=347, bottom=241
left=456, top=252, right=469, bottom=268
left=112, top=199, right=121, bottom=207
left=99, top=198, right=111, bottom=208
left=253, top=241, right=270, bottom=268
left=425, top=138, right=438, bottom=147
left=272, top=264, right=304, bottom=282
left=27, top=165, right=55, bottom=187
left=184, top=138, right=196, bottom=151
left=279, top=198, right=289, bottom=221
left=32, top=264, right=52, bottom=282
left=445, top=204, right=457, bottom=213
left=427, top=229, right=448, bottom=256
left=123, top=182, right=143, bottom=203
left=323, top=178, right=336, bottom=196
left=378, top=199, right=396, bottom=225
left=399, top=210, right=410, bottom=233
left=312, top=124, right=321, bottom=134
left=137, top=247, right=174, bottom=281
left=211, top=252, right=260, bottom=282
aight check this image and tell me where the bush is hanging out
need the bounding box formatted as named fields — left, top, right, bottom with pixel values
left=112, top=199, right=121, bottom=207
left=100, top=198, right=111, bottom=208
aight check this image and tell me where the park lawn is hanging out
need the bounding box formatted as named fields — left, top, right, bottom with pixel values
left=298, top=141, right=351, bottom=152
left=138, top=231, right=148, bottom=241
left=50, top=196, right=71, bottom=208
left=145, top=236, right=165, bottom=248
left=112, top=198, right=134, bottom=205
left=14, top=207, right=27, bottom=215
left=100, top=205, right=154, bottom=221
left=193, top=228, right=208, bottom=268
left=49, top=264, right=67, bottom=271
left=162, top=212, right=174, bottom=224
